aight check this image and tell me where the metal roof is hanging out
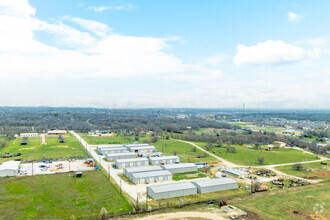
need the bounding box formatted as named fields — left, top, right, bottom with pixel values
left=0, top=161, right=21, bottom=171
left=97, top=145, right=126, bottom=149
left=102, top=147, right=128, bottom=151
left=131, top=170, right=172, bottom=178
left=115, top=157, right=148, bottom=163
left=128, top=146, right=156, bottom=150
left=124, top=166, right=162, bottom=173
left=124, top=144, right=150, bottom=147
left=107, top=152, right=137, bottom=157
left=192, top=178, right=237, bottom=187
left=224, top=168, right=248, bottom=175
left=149, top=156, right=179, bottom=161
left=147, top=182, right=196, bottom=193
left=161, top=163, right=197, bottom=169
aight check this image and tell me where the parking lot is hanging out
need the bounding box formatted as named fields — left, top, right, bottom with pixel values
left=20, top=159, right=95, bottom=176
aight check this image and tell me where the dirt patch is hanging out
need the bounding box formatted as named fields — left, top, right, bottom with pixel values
left=51, top=145, right=69, bottom=148
left=316, top=172, right=330, bottom=177
left=134, top=211, right=225, bottom=220
left=88, top=133, right=114, bottom=137
left=22, top=146, right=37, bottom=150
left=291, top=210, right=328, bottom=220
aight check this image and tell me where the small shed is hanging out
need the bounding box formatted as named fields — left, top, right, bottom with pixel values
left=148, top=156, right=180, bottom=165
left=105, top=152, right=137, bottom=161
left=191, top=178, right=238, bottom=194
left=20, top=137, right=28, bottom=145
left=114, top=158, right=149, bottom=169
left=224, top=168, right=249, bottom=178
left=0, top=161, right=21, bottom=177
left=161, top=163, right=198, bottom=173
left=147, top=182, right=197, bottom=200
left=130, top=170, right=172, bottom=184
left=124, top=166, right=163, bottom=179
left=127, top=146, right=156, bottom=153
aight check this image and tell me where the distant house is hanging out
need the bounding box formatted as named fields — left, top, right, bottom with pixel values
left=20, top=133, right=38, bottom=137
left=89, top=130, right=111, bottom=135
left=282, top=129, right=303, bottom=136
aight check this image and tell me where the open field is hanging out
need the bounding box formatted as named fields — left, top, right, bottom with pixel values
left=193, top=142, right=317, bottom=166
left=233, top=184, right=330, bottom=219
left=78, top=132, right=137, bottom=145
left=152, top=139, right=217, bottom=163
left=183, top=128, right=245, bottom=136
left=172, top=171, right=207, bottom=181
left=0, top=133, right=87, bottom=162
left=276, top=160, right=330, bottom=179
left=0, top=171, right=132, bottom=219
left=248, top=125, right=284, bottom=133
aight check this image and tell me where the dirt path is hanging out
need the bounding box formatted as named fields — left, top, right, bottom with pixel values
left=41, top=134, right=46, bottom=145
left=134, top=211, right=225, bottom=220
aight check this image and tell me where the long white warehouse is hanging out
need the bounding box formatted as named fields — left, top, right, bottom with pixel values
left=0, top=161, right=21, bottom=177
left=130, top=170, right=172, bottom=184
left=96, top=145, right=124, bottom=152
left=114, top=158, right=149, bottom=169
left=191, top=178, right=238, bottom=194
left=147, top=182, right=197, bottom=200
left=148, top=156, right=180, bottom=165
left=100, top=147, right=129, bottom=154
left=127, top=146, right=156, bottom=153
left=123, top=166, right=163, bottom=179
left=105, top=152, right=137, bottom=161
left=161, top=163, right=198, bottom=173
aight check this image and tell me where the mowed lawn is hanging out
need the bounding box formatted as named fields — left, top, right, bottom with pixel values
left=233, top=184, right=330, bottom=220
left=0, top=134, right=87, bottom=162
left=0, top=171, right=132, bottom=219
left=78, top=133, right=136, bottom=145
left=152, top=139, right=216, bottom=163
left=276, top=161, right=330, bottom=179
left=194, top=142, right=316, bottom=166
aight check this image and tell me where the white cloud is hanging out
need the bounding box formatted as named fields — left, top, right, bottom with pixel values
left=234, top=40, right=305, bottom=66
left=0, top=0, right=205, bottom=80
left=288, top=12, right=303, bottom=22
left=202, top=54, right=227, bottom=66
left=89, top=4, right=134, bottom=12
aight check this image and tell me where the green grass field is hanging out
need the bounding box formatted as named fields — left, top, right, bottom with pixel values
left=78, top=133, right=137, bottom=145
left=276, top=161, right=330, bottom=179
left=0, top=133, right=87, bottom=162
left=184, top=128, right=245, bottom=136
left=172, top=171, right=207, bottom=181
left=233, top=184, right=330, bottom=219
left=193, top=142, right=317, bottom=166
left=249, top=125, right=284, bottom=133
left=152, top=139, right=216, bottom=163
left=0, top=171, right=132, bottom=219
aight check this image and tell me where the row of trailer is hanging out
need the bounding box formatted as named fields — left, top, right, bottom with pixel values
left=123, top=163, right=198, bottom=184
left=114, top=156, right=181, bottom=169
left=96, top=143, right=154, bottom=155
left=147, top=177, right=238, bottom=200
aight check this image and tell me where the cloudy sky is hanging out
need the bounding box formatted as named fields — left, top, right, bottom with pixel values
left=0, top=0, right=329, bottom=109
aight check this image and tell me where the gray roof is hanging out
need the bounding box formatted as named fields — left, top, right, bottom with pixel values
left=149, top=156, right=179, bottom=161
left=224, top=168, right=248, bottom=175
left=115, top=157, right=148, bottom=163
left=192, top=178, right=237, bottom=187
left=124, top=166, right=162, bottom=173
left=0, top=161, right=21, bottom=171
left=124, top=144, right=150, bottom=147
left=132, top=170, right=172, bottom=178
left=102, top=147, right=127, bottom=151
left=107, top=152, right=137, bottom=157
left=161, top=163, right=197, bottom=169
left=147, top=182, right=196, bottom=193
left=97, top=145, right=125, bottom=149
left=128, top=146, right=156, bottom=150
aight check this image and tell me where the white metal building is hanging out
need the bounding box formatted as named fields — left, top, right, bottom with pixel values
left=100, top=147, right=129, bottom=154
left=123, top=166, right=163, bottom=179
left=148, top=156, right=180, bottom=165
left=130, top=170, right=172, bottom=184
left=105, top=152, right=137, bottom=161
left=96, top=145, right=125, bottom=153
left=147, top=182, right=197, bottom=200
left=124, top=143, right=150, bottom=147
left=191, top=178, right=238, bottom=194
left=161, top=163, right=198, bottom=173
left=20, top=133, right=38, bottom=137
left=127, top=146, right=156, bottom=153
left=0, top=161, right=21, bottom=177
left=114, top=158, right=149, bottom=169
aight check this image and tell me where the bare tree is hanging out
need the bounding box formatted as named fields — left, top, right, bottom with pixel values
left=257, top=156, right=265, bottom=164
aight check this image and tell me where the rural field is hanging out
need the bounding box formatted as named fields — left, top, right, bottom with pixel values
left=276, top=161, right=330, bottom=179
left=183, top=128, right=246, bottom=136
left=233, top=184, right=330, bottom=219
left=0, top=171, right=132, bottom=219
left=78, top=133, right=136, bottom=145
left=248, top=125, right=284, bottom=133
left=0, top=133, right=87, bottom=162
left=193, top=142, right=317, bottom=166
left=152, top=139, right=216, bottom=163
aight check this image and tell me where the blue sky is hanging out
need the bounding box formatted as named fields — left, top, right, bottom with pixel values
left=0, top=0, right=329, bottom=108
